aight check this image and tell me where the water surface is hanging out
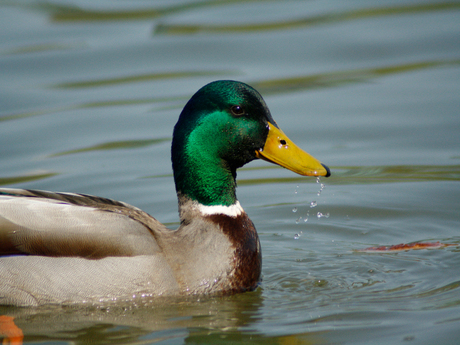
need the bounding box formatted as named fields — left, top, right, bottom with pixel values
left=1, top=1, right=459, bottom=344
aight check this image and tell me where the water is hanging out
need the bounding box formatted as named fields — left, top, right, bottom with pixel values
left=1, top=0, right=460, bottom=344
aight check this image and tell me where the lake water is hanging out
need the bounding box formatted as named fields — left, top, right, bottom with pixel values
left=1, top=1, right=460, bottom=344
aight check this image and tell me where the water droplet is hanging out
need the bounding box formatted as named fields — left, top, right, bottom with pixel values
left=294, top=231, right=303, bottom=239
left=310, top=201, right=317, bottom=208
left=316, top=177, right=321, bottom=184
left=296, top=216, right=302, bottom=224
left=317, top=212, right=330, bottom=219
left=292, top=207, right=298, bottom=213
left=303, top=217, right=308, bottom=223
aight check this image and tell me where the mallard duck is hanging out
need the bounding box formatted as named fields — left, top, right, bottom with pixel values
left=0, top=80, right=330, bottom=306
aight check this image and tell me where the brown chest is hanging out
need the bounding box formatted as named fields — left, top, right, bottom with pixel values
left=206, top=213, right=262, bottom=293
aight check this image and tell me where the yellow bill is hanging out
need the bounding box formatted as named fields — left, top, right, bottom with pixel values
left=255, top=122, right=330, bottom=177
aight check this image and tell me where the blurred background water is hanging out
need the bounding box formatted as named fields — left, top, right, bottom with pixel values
left=1, top=1, right=460, bottom=344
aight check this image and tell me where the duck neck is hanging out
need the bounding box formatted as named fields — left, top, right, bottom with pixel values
left=172, top=137, right=238, bottom=208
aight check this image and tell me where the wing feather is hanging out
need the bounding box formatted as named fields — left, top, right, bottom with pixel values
left=0, top=188, right=167, bottom=258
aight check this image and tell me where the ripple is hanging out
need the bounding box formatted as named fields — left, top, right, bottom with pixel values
left=54, top=70, right=235, bottom=89
left=251, top=60, right=460, bottom=95
left=238, top=165, right=460, bottom=186
left=155, top=3, right=460, bottom=35
left=329, top=165, right=460, bottom=184
left=48, top=138, right=170, bottom=157
left=0, top=172, right=58, bottom=186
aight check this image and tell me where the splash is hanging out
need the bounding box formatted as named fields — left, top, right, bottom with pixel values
left=291, top=180, right=330, bottom=240
left=317, top=212, right=330, bottom=219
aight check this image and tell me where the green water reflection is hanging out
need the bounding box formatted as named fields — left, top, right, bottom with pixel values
left=2, top=60, right=458, bottom=123
left=0, top=172, right=58, bottom=186
left=155, top=2, right=460, bottom=35
left=48, top=138, right=170, bottom=157
left=238, top=165, right=460, bottom=186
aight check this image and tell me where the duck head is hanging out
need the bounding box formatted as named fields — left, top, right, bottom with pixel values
left=172, top=80, right=330, bottom=207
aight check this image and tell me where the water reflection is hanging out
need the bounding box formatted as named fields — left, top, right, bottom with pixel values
left=0, top=292, right=264, bottom=344
left=237, top=164, right=460, bottom=186
left=252, top=61, right=460, bottom=95
left=48, top=138, right=170, bottom=157
left=155, top=3, right=460, bottom=34
left=0, top=172, right=58, bottom=187
left=49, top=0, right=249, bottom=22
left=54, top=70, right=234, bottom=89
left=2, top=60, right=458, bottom=124
left=33, top=1, right=460, bottom=28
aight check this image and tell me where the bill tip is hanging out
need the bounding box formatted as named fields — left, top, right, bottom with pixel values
left=322, top=163, right=331, bottom=177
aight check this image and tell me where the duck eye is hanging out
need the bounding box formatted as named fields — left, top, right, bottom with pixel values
left=231, top=105, right=245, bottom=116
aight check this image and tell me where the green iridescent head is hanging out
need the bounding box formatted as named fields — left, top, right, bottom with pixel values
left=172, top=80, right=275, bottom=206
left=172, top=80, right=330, bottom=207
